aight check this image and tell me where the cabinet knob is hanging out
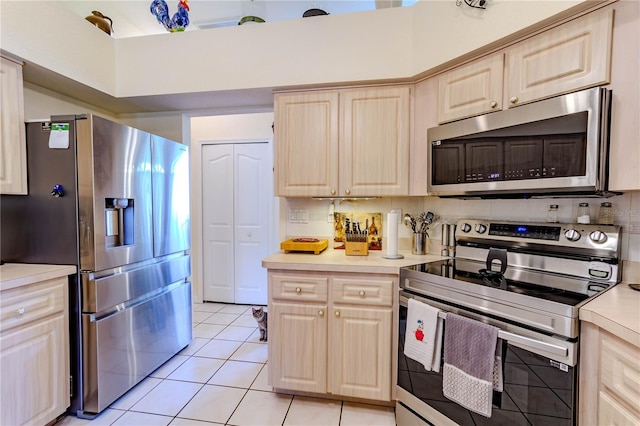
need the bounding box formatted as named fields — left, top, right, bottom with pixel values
left=345, top=189, right=351, bottom=195
left=509, top=96, right=518, bottom=104
left=331, top=189, right=336, bottom=195
left=359, top=290, right=366, bottom=296
left=16, top=307, right=25, bottom=316
left=295, top=287, right=301, bottom=293
left=247, top=232, right=252, bottom=238
left=318, top=310, right=324, bottom=316
left=335, top=310, right=340, bottom=317
left=490, top=101, right=497, bottom=108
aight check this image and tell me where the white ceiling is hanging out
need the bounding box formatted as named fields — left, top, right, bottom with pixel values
left=60, top=0, right=414, bottom=39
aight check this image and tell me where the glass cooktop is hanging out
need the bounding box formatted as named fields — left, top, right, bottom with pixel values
left=403, top=259, right=594, bottom=307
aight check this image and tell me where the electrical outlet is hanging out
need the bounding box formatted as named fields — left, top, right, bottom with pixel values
left=289, top=209, right=309, bottom=223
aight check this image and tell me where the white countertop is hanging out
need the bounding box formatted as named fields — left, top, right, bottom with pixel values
left=0, top=263, right=76, bottom=291
left=262, top=247, right=446, bottom=274
left=580, top=281, right=640, bottom=348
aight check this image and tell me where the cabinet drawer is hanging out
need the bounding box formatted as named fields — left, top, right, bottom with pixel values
left=600, top=331, right=640, bottom=415
left=332, top=276, right=394, bottom=307
left=0, top=278, right=66, bottom=333
left=271, top=273, right=328, bottom=302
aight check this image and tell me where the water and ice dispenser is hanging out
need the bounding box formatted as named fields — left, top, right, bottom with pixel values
left=105, top=198, right=134, bottom=248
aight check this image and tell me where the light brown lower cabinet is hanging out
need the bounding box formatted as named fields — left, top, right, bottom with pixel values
left=268, top=270, right=395, bottom=402
left=0, top=277, right=70, bottom=425
left=579, top=321, right=640, bottom=425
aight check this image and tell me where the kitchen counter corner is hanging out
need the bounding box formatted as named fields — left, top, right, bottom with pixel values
left=579, top=281, right=640, bottom=348
left=0, top=263, right=76, bottom=291
left=262, top=248, right=446, bottom=274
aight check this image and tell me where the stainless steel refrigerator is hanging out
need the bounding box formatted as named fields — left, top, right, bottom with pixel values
left=0, top=114, right=192, bottom=418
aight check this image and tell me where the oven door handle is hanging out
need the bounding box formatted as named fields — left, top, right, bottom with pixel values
left=400, top=294, right=568, bottom=357
left=494, top=328, right=568, bottom=357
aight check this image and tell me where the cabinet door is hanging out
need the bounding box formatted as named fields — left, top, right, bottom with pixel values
left=505, top=9, right=613, bottom=107
left=329, top=306, right=392, bottom=401
left=437, top=53, right=504, bottom=123
left=269, top=302, right=327, bottom=393
left=0, top=314, right=69, bottom=425
left=274, top=92, right=339, bottom=197
left=340, top=86, right=410, bottom=197
left=599, top=392, right=640, bottom=426
left=0, top=56, right=27, bottom=195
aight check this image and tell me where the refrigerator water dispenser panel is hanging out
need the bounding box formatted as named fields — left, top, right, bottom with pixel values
left=104, top=198, right=134, bottom=248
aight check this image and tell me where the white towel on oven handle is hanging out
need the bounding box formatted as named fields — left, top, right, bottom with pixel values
left=404, top=298, right=441, bottom=371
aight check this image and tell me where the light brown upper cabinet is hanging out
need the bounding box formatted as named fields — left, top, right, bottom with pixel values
left=437, top=53, right=504, bottom=124
left=505, top=9, right=613, bottom=108
left=437, top=9, right=613, bottom=124
left=274, top=86, right=410, bottom=197
left=1, top=56, right=28, bottom=195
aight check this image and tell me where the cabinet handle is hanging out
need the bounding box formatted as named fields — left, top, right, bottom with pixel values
left=359, top=290, right=366, bottom=296
left=509, top=96, right=518, bottom=104
left=16, top=307, right=25, bottom=316
left=295, top=287, right=301, bottom=293
left=335, top=310, right=340, bottom=317
left=490, top=101, right=497, bottom=108
left=318, top=310, right=324, bottom=316
left=331, top=189, right=336, bottom=195
left=345, top=189, right=350, bottom=195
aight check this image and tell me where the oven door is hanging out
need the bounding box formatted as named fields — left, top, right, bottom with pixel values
left=398, top=291, right=578, bottom=426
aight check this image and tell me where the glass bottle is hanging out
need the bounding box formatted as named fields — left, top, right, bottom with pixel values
left=368, top=216, right=378, bottom=235
left=577, top=203, right=590, bottom=224
left=546, top=204, right=559, bottom=223
left=598, top=202, right=614, bottom=225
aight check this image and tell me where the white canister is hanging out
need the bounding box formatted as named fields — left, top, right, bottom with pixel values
left=577, top=203, right=590, bottom=224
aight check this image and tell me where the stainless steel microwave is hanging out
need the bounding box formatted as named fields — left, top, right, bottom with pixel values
left=427, top=87, right=615, bottom=198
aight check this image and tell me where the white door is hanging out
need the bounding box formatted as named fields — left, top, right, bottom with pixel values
left=202, top=142, right=271, bottom=304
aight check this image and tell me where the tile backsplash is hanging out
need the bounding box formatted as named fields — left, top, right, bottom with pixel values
left=279, top=192, right=640, bottom=263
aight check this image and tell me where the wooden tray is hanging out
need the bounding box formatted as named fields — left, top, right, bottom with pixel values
left=281, top=238, right=328, bottom=254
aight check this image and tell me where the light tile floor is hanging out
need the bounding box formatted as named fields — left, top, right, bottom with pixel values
left=57, top=302, right=397, bottom=426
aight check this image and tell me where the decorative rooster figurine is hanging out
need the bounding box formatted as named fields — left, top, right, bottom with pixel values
left=150, top=0, right=190, bottom=32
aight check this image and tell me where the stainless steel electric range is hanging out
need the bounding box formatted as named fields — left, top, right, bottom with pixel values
left=397, top=219, right=621, bottom=426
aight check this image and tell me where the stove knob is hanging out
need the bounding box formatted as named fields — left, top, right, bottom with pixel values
left=564, top=229, right=581, bottom=242
left=461, top=223, right=472, bottom=233
left=475, top=224, right=487, bottom=234
left=589, top=230, right=608, bottom=244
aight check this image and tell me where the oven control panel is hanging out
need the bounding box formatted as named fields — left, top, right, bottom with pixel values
left=455, top=219, right=621, bottom=254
